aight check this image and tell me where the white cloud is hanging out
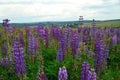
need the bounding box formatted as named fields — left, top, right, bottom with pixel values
left=0, top=0, right=120, bottom=22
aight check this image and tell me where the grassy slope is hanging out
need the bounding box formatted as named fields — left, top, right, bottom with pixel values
left=83, top=21, right=120, bottom=27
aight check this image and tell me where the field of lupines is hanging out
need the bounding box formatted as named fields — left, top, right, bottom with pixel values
left=0, top=19, right=120, bottom=80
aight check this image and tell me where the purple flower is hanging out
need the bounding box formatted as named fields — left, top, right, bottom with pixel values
left=81, top=62, right=91, bottom=80
left=57, top=49, right=64, bottom=61
left=109, top=35, right=117, bottom=48
left=13, top=41, right=26, bottom=75
left=71, top=31, right=79, bottom=55
left=58, top=66, right=68, bottom=80
left=81, top=62, right=96, bottom=80
left=28, top=35, right=36, bottom=55
left=90, top=68, right=96, bottom=80
left=40, top=71, right=48, bottom=80
left=0, top=57, right=9, bottom=66
left=94, top=40, right=108, bottom=73
left=2, top=19, right=10, bottom=27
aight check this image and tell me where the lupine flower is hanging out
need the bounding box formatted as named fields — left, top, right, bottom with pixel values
left=103, top=48, right=109, bottom=67
left=81, top=62, right=91, bottom=80
left=71, top=31, right=79, bottom=55
left=28, top=35, right=35, bottom=55
left=57, top=49, right=64, bottom=61
left=90, top=68, right=96, bottom=80
left=2, top=19, right=10, bottom=27
left=58, top=66, right=68, bottom=80
left=110, top=26, right=115, bottom=36
left=109, top=34, right=117, bottom=48
left=0, top=57, right=9, bottom=66
left=37, top=24, right=45, bottom=37
left=94, top=40, right=108, bottom=73
left=25, top=26, right=31, bottom=38
left=36, top=71, right=48, bottom=80
left=78, top=27, right=82, bottom=33
left=2, top=19, right=10, bottom=33
left=28, top=35, right=36, bottom=63
left=40, top=71, right=48, bottom=80
left=54, top=27, right=62, bottom=40
left=50, top=27, right=55, bottom=38
left=13, top=41, right=26, bottom=77
left=59, top=36, right=66, bottom=52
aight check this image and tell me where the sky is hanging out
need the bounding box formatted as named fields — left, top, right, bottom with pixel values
left=0, top=0, right=120, bottom=23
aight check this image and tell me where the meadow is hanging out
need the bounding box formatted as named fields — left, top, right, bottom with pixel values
left=0, top=20, right=120, bottom=80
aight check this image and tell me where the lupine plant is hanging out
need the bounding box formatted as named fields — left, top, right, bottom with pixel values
left=58, top=66, right=68, bottom=80
left=28, top=35, right=36, bottom=63
left=81, top=62, right=96, bottom=80
left=13, top=40, right=26, bottom=80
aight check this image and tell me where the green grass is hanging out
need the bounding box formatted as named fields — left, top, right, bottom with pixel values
left=0, top=23, right=120, bottom=80
left=83, top=21, right=120, bottom=28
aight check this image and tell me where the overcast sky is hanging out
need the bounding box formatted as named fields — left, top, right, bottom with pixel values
left=0, top=0, right=120, bottom=23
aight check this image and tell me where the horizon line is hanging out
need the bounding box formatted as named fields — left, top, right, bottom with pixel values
left=0, top=18, right=120, bottom=23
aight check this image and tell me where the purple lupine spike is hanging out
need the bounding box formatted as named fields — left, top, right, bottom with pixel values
left=71, top=31, right=79, bottom=55
left=109, top=34, right=117, bottom=48
left=54, top=27, right=62, bottom=40
left=2, top=19, right=10, bottom=27
left=13, top=41, right=26, bottom=76
left=2, top=19, right=10, bottom=33
left=90, top=68, right=96, bottom=80
left=82, top=27, right=91, bottom=42
left=94, top=40, right=107, bottom=73
left=28, top=35, right=36, bottom=63
left=58, top=66, right=68, bottom=80
left=40, top=71, right=48, bottom=80
left=5, top=57, right=9, bottom=65
left=78, top=27, right=82, bottom=33
left=57, top=49, right=64, bottom=61
left=28, top=35, right=36, bottom=55
left=50, top=27, right=55, bottom=38
left=81, top=62, right=97, bottom=80
left=25, top=26, right=31, bottom=38
left=37, top=24, right=45, bottom=37
left=66, top=27, right=72, bottom=47
left=60, top=36, right=66, bottom=52
left=81, top=62, right=91, bottom=80
left=0, top=57, right=9, bottom=66
left=110, top=26, right=115, bottom=36
left=1, top=58, right=5, bottom=66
